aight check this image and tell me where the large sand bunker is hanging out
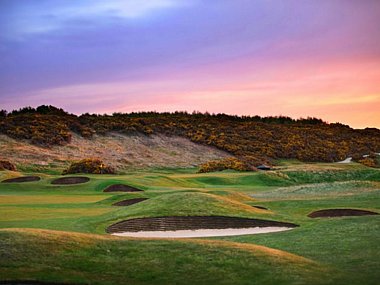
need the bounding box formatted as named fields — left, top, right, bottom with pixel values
left=107, top=216, right=298, bottom=238
left=308, top=208, right=379, bottom=218
left=1, top=176, right=40, bottom=183
left=103, top=184, right=143, bottom=192
left=112, top=198, right=148, bottom=206
left=112, top=227, right=293, bottom=238
left=51, top=176, right=90, bottom=185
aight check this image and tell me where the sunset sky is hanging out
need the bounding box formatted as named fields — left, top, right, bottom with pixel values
left=1, top=0, right=379, bottom=128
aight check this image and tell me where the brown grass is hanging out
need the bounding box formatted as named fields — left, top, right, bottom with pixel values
left=0, top=133, right=231, bottom=170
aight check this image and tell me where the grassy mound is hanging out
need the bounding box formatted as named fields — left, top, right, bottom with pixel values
left=0, top=228, right=331, bottom=285
left=63, top=159, right=115, bottom=175
left=198, top=158, right=255, bottom=173
left=106, top=192, right=271, bottom=223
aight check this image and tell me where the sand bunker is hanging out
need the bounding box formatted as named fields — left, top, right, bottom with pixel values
left=103, top=184, right=143, bottom=192
left=106, top=216, right=298, bottom=237
left=51, top=176, right=90, bottom=185
left=1, top=176, right=40, bottom=183
left=308, top=208, right=379, bottom=218
left=252, top=205, right=268, bottom=210
left=112, top=227, right=293, bottom=238
left=112, top=198, right=148, bottom=206
left=337, top=157, right=352, bottom=163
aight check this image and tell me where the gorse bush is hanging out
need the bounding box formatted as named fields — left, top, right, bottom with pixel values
left=62, top=159, right=115, bottom=175
left=352, top=153, right=380, bottom=168
left=0, top=160, right=16, bottom=171
left=198, top=158, right=255, bottom=173
left=1, top=105, right=380, bottom=164
left=0, top=114, right=72, bottom=145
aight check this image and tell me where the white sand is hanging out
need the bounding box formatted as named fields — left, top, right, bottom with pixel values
left=337, top=157, right=352, bottom=163
left=111, top=227, right=293, bottom=238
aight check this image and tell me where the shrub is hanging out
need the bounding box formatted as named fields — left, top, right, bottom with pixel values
left=2, top=105, right=380, bottom=164
left=0, top=160, right=17, bottom=171
left=353, top=153, right=380, bottom=168
left=62, top=159, right=115, bottom=174
left=198, top=158, right=256, bottom=173
left=0, top=114, right=72, bottom=146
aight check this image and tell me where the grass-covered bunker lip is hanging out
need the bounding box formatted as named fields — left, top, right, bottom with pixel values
left=308, top=209, right=379, bottom=218
left=1, top=176, right=41, bottom=183
left=106, top=216, right=299, bottom=233
left=103, top=184, right=143, bottom=192
left=51, top=176, right=90, bottom=185
left=112, top=198, right=149, bottom=206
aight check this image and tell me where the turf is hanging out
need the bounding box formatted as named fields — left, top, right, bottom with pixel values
left=0, top=162, right=379, bottom=284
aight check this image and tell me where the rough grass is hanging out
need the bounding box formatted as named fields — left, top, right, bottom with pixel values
left=0, top=228, right=334, bottom=285
left=0, top=133, right=231, bottom=172
left=220, top=217, right=380, bottom=285
left=252, top=181, right=380, bottom=201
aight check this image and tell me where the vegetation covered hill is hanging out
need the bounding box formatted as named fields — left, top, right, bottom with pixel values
left=1, top=105, right=379, bottom=166
left=0, top=133, right=231, bottom=171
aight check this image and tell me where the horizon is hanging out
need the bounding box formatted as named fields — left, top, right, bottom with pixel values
left=1, top=1, right=380, bottom=128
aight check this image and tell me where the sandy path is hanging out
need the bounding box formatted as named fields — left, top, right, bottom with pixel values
left=111, top=227, right=293, bottom=238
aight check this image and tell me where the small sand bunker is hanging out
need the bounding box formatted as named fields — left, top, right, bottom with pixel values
left=308, top=208, right=379, bottom=218
left=51, top=176, right=90, bottom=185
left=103, top=184, right=143, bottom=192
left=112, top=198, right=148, bottom=206
left=337, top=157, right=352, bottom=163
left=107, top=216, right=298, bottom=238
left=252, top=205, right=268, bottom=210
left=1, top=176, right=40, bottom=183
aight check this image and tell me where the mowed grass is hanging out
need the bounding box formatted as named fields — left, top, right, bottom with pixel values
left=0, top=162, right=379, bottom=284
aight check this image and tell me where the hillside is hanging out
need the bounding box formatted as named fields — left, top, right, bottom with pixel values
left=0, top=133, right=231, bottom=171
left=0, top=105, right=379, bottom=168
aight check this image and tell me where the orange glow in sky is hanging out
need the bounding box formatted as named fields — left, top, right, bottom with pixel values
left=1, top=1, right=380, bottom=128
